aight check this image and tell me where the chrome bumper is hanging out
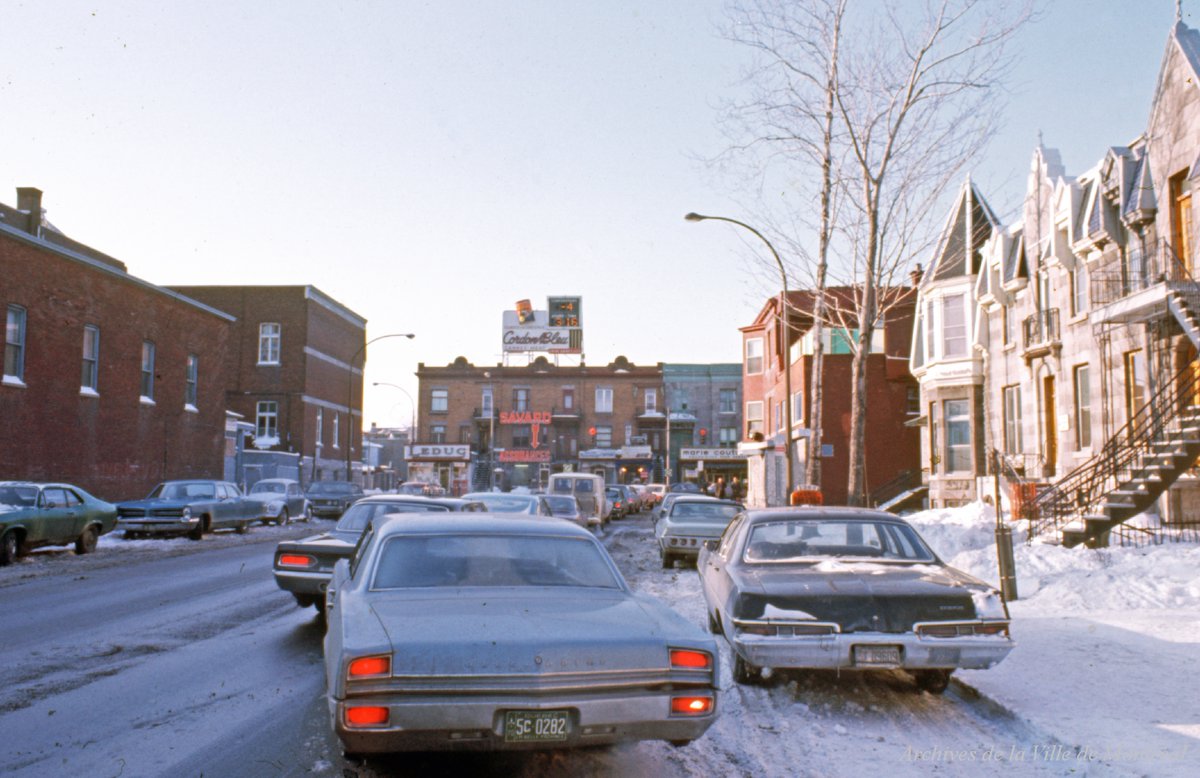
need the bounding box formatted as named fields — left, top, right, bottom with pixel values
left=731, top=631, right=1014, bottom=671
left=274, top=569, right=330, bottom=595
left=331, top=690, right=717, bottom=752
left=118, top=518, right=196, bottom=534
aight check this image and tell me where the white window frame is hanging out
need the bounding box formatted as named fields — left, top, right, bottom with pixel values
left=943, top=399, right=971, bottom=472
left=5, top=304, right=27, bottom=384
left=594, top=425, right=613, bottom=448
left=745, top=337, right=763, bottom=375
left=256, top=401, right=279, bottom=441
left=643, top=388, right=657, bottom=414
left=316, top=407, right=324, bottom=446
left=595, top=386, right=613, bottom=413
left=431, top=388, right=449, bottom=413
left=1074, top=364, right=1092, bottom=449
left=332, top=412, right=340, bottom=449
left=1003, top=385, right=1023, bottom=454
left=185, top=354, right=198, bottom=409
left=81, top=325, right=100, bottom=393
left=941, top=294, right=967, bottom=358
left=481, top=387, right=493, bottom=415
left=258, top=323, right=281, bottom=365
left=719, top=388, right=737, bottom=414
left=140, top=341, right=156, bottom=402
left=746, top=401, right=764, bottom=436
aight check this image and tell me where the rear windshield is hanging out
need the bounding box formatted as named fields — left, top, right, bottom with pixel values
left=669, top=502, right=739, bottom=522
left=308, top=482, right=355, bottom=495
left=372, top=534, right=621, bottom=589
left=473, top=494, right=535, bottom=512
left=337, top=501, right=449, bottom=531
left=552, top=478, right=593, bottom=494
left=544, top=495, right=578, bottom=514
left=154, top=482, right=215, bottom=500
left=744, top=519, right=936, bottom=563
left=250, top=482, right=286, bottom=494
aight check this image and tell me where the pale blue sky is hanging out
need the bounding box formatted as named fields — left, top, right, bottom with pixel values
left=0, top=1, right=1186, bottom=428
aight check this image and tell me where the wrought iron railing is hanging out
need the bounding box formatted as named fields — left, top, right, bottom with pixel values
left=869, top=469, right=923, bottom=508
left=1022, top=308, right=1060, bottom=350
left=1090, top=240, right=1194, bottom=308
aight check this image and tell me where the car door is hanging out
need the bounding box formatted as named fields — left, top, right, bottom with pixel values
left=702, top=514, right=745, bottom=619
left=33, top=487, right=70, bottom=543
left=59, top=488, right=90, bottom=541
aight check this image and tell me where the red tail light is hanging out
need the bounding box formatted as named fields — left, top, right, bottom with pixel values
left=278, top=553, right=315, bottom=568
left=345, top=706, right=389, bottom=727
left=670, top=649, right=712, bottom=669
left=975, top=622, right=1010, bottom=636
left=670, top=695, right=714, bottom=715
left=348, top=656, right=390, bottom=677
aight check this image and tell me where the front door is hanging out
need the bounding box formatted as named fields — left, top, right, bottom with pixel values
left=1171, top=170, right=1193, bottom=274
left=1042, top=376, right=1057, bottom=478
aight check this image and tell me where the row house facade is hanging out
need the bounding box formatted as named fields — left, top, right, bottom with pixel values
left=169, top=286, right=368, bottom=485
left=911, top=20, right=1200, bottom=544
left=0, top=188, right=234, bottom=500
left=662, top=363, right=746, bottom=486
left=739, top=287, right=922, bottom=508
left=414, top=356, right=669, bottom=493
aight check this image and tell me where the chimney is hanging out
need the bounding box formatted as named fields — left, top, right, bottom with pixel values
left=909, top=263, right=924, bottom=287
left=16, top=187, right=43, bottom=236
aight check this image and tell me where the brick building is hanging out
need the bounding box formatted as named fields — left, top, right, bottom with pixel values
left=414, top=355, right=665, bottom=493
left=739, top=287, right=922, bottom=507
left=662, top=363, right=746, bottom=487
left=169, top=286, right=367, bottom=485
left=1, top=188, right=234, bottom=500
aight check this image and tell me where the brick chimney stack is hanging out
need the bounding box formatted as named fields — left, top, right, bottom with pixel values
left=909, top=263, right=924, bottom=287
left=16, top=187, right=43, bottom=236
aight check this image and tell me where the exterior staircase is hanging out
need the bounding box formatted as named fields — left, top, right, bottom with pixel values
left=1023, top=282, right=1200, bottom=547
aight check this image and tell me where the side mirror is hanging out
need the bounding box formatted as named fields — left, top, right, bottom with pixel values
left=703, top=539, right=719, bottom=551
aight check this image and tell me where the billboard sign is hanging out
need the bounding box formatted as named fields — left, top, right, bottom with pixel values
left=501, top=296, right=583, bottom=354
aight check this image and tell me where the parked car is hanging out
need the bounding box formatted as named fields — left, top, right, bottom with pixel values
left=274, top=495, right=486, bottom=609
left=0, top=481, right=118, bottom=564
left=644, top=483, right=666, bottom=505
left=116, top=480, right=259, bottom=539
left=616, top=484, right=642, bottom=514
left=698, top=507, right=1015, bottom=692
left=246, top=478, right=312, bottom=525
left=397, top=481, right=445, bottom=497
left=461, top=492, right=554, bottom=516
left=605, top=486, right=629, bottom=520
left=543, top=494, right=586, bottom=528
left=669, top=482, right=702, bottom=494
left=323, top=514, right=719, bottom=754
left=306, top=481, right=364, bottom=518
left=546, top=473, right=608, bottom=527
left=655, top=497, right=743, bottom=569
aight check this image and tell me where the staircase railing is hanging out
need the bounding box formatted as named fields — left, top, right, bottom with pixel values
left=1091, top=239, right=1196, bottom=308
left=869, top=468, right=922, bottom=508
left=1024, top=361, right=1200, bottom=540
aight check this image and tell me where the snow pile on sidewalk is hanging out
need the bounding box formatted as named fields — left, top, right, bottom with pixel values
left=906, top=503, right=1200, bottom=775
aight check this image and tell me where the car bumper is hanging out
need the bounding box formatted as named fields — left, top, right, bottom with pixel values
left=311, top=506, right=345, bottom=517
left=118, top=518, right=197, bottom=534
left=274, top=569, right=331, bottom=595
left=330, top=690, right=717, bottom=752
left=730, top=631, right=1014, bottom=671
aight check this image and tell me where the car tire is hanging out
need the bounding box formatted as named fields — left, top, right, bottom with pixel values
left=0, top=531, right=19, bottom=566
left=708, top=610, right=723, bottom=635
left=236, top=522, right=249, bottom=535
left=188, top=519, right=205, bottom=541
left=733, top=654, right=762, bottom=685
left=914, top=669, right=952, bottom=694
left=75, top=526, right=99, bottom=555
left=277, top=508, right=290, bottom=526
left=292, top=593, right=317, bottom=608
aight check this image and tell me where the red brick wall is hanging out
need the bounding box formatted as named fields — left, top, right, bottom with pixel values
left=1, top=233, right=232, bottom=501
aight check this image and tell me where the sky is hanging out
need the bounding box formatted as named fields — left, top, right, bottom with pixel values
left=0, top=1, right=1188, bottom=429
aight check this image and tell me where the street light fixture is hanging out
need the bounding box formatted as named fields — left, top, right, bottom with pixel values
left=685, top=212, right=794, bottom=503
left=345, top=332, right=415, bottom=480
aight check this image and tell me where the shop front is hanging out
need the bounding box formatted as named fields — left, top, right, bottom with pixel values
left=406, top=444, right=472, bottom=496
left=496, top=448, right=553, bottom=490
left=679, top=447, right=749, bottom=495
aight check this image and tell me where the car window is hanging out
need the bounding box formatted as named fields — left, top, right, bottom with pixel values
left=573, top=480, right=594, bottom=494
left=371, top=535, right=622, bottom=589
left=473, top=495, right=536, bottom=512
left=64, top=489, right=84, bottom=507
left=717, top=514, right=745, bottom=559
left=0, top=485, right=38, bottom=508
left=41, top=487, right=67, bottom=508
left=349, top=525, right=376, bottom=580
left=174, top=483, right=216, bottom=499
left=743, top=520, right=936, bottom=563
left=252, top=482, right=285, bottom=494
left=669, top=502, right=740, bottom=521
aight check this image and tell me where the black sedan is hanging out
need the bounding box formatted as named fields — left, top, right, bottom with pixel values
left=273, top=495, right=486, bottom=609
left=698, top=507, right=1014, bottom=693
left=305, top=481, right=364, bottom=518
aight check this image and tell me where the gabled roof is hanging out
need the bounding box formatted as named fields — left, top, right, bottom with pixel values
left=1123, top=149, right=1157, bottom=222
left=923, top=179, right=999, bottom=286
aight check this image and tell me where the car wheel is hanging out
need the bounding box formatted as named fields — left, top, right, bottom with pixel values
left=661, top=551, right=674, bottom=570
left=236, top=522, right=249, bottom=535
left=75, top=526, right=99, bottom=555
left=304, top=505, right=313, bottom=522
left=0, top=531, right=19, bottom=566
left=292, top=593, right=317, bottom=608
left=707, top=610, right=723, bottom=636
left=914, top=669, right=952, bottom=694
left=277, top=508, right=290, bottom=526
left=733, top=654, right=762, bottom=685
left=188, top=518, right=205, bottom=541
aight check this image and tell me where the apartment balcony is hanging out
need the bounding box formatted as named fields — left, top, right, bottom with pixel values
left=1022, top=308, right=1061, bottom=362
left=1090, top=241, right=1189, bottom=325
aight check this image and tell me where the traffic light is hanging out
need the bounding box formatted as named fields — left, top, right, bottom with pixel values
left=699, top=428, right=708, bottom=445
left=588, top=426, right=597, bottom=446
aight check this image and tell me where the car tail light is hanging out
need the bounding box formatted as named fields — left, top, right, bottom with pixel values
left=345, top=706, right=389, bottom=727
left=736, top=622, right=776, bottom=636
left=975, top=622, right=1010, bottom=636
left=670, top=649, right=712, bottom=669
left=348, top=655, right=391, bottom=678
left=670, top=695, right=714, bottom=715
left=277, top=553, right=315, bottom=568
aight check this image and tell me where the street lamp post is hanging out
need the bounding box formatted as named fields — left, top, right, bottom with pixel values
left=346, top=333, right=415, bottom=481
left=371, top=382, right=416, bottom=439
left=484, top=371, right=496, bottom=490
left=685, top=212, right=794, bottom=504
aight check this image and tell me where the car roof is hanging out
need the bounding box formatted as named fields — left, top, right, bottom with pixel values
left=373, top=513, right=595, bottom=538
left=357, top=494, right=476, bottom=508
left=741, top=506, right=913, bottom=525
left=670, top=495, right=732, bottom=504
left=254, top=478, right=296, bottom=484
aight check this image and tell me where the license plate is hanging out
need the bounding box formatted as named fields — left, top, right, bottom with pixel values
left=503, top=710, right=570, bottom=743
left=854, top=645, right=902, bottom=666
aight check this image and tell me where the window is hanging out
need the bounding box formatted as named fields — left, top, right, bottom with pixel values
left=943, top=399, right=971, bottom=472
left=746, top=401, right=764, bottom=436
left=258, top=323, right=281, bottom=364
left=1070, top=264, right=1088, bottom=317
left=1074, top=364, right=1092, bottom=449
left=185, top=354, right=198, bottom=408
left=5, top=305, right=26, bottom=382
left=1002, top=305, right=1016, bottom=346
left=81, top=325, right=99, bottom=392
left=774, top=401, right=783, bottom=433
left=1124, top=350, right=1146, bottom=425
left=316, top=407, right=324, bottom=445
left=643, top=388, right=657, bottom=414
left=459, top=425, right=472, bottom=444
left=1003, top=386, right=1023, bottom=454
left=256, top=401, right=279, bottom=441
left=942, top=294, right=967, bottom=358
left=333, top=413, right=340, bottom=448
left=513, top=388, right=530, bottom=411
left=140, top=341, right=155, bottom=400
left=719, top=426, right=738, bottom=446
left=594, top=425, right=613, bottom=448
left=745, top=338, right=763, bottom=375
left=562, top=387, right=574, bottom=411
left=482, top=387, right=493, bottom=415
left=431, top=388, right=449, bottom=413
left=719, top=388, right=737, bottom=414
left=906, top=385, right=920, bottom=415
left=830, top=328, right=855, bottom=355
left=511, top=424, right=531, bottom=448
left=925, top=301, right=936, bottom=360
left=792, top=390, right=804, bottom=427
left=595, top=386, right=613, bottom=413
left=431, top=424, right=447, bottom=444
left=624, top=424, right=633, bottom=444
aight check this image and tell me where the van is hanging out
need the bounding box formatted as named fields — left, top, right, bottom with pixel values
left=547, top=473, right=608, bottom=528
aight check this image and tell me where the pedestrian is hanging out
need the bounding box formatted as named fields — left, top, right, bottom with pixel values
left=730, top=476, right=741, bottom=500
left=715, top=477, right=726, bottom=499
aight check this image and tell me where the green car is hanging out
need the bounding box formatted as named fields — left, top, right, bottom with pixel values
left=0, top=481, right=119, bottom=565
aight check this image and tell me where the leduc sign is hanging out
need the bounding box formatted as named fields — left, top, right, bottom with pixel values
left=406, top=444, right=471, bottom=461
